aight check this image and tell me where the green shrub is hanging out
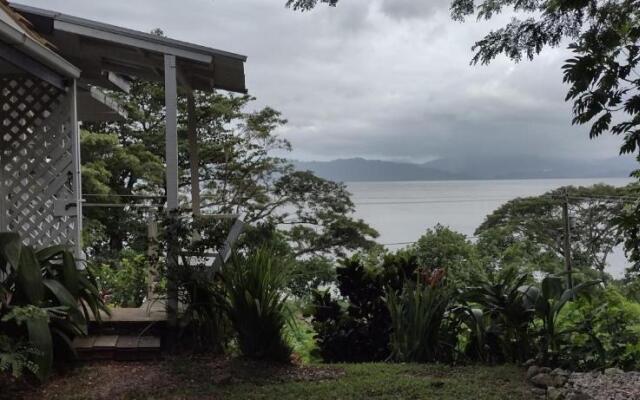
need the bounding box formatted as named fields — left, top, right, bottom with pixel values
left=309, top=252, right=418, bottom=362
left=0, top=233, right=107, bottom=380
left=175, top=263, right=230, bottom=353
left=461, top=268, right=535, bottom=363
left=385, top=269, right=452, bottom=362
left=559, top=287, right=640, bottom=370
left=92, top=250, right=149, bottom=307
left=284, top=315, right=321, bottom=363
left=521, top=275, right=600, bottom=365
left=221, top=248, right=292, bottom=362
left=0, top=332, right=39, bottom=378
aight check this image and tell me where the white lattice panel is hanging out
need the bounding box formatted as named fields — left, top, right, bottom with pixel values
left=0, top=75, right=77, bottom=247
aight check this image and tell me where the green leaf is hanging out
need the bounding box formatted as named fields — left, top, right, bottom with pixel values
left=61, top=251, right=79, bottom=297
left=43, top=279, right=87, bottom=333
left=36, top=245, right=67, bottom=263
left=541, top=275, right=563, bottom=300
left=0, top=232, right=22, bottom=271
left=25, top=315, right=53, bottom=381
left=17, top=247, right=44, bottom=304
left=43, top=279, right=76, bottom=309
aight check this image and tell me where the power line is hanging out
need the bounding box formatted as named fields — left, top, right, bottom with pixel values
left=81, top=192, right=640, bottom=208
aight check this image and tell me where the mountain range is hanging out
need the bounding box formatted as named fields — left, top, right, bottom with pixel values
left=292, top=155, right=637, bottom=182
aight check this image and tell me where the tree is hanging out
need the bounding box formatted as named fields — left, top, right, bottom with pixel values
left=285, top=0, right=337, bottom=11
left=412, top=224, right=482, bottom=286
left=614, top=182, right=640, bottom=284
left=83, top=79, right=378, bottom=268
left=476, top=185, right=628, bottom=280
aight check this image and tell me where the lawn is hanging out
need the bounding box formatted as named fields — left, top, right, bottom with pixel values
left=11, top=357, right=535, bottom=400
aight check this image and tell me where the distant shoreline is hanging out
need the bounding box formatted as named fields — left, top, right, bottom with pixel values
left=293, top=156, right=637, bottom=183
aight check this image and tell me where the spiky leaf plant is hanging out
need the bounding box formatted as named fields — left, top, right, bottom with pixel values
left=385, top=268, right=452, bottom=362
left=221, top=248, right=292, bottom=362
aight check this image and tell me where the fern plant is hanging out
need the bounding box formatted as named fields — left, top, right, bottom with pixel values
left=0, top=333, right=39, bottom=378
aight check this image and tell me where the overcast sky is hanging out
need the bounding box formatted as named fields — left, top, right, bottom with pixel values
left=19, top=0, right=626, bottom=162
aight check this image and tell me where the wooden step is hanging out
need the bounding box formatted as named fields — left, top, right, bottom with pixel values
left=73, top=335, right=161, bottom=361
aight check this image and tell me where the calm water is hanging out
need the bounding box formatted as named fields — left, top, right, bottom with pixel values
left=347, top=178, right=633, bottom=277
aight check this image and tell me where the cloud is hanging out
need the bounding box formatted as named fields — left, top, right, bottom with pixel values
left=18, top=0, right=625, bottom=163
left=378, top=0, right=451, bottom=20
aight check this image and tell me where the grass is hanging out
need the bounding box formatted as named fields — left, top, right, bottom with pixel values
left=12, top=357, right=535, bottom=400
left=203, top=363, right=532, bottom=400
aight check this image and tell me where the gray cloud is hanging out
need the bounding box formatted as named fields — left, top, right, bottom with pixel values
left=19, top=0, right=624, bottom=163
left=378, top=0, right=451, bottom=20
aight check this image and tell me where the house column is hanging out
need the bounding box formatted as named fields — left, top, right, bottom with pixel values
left=70, top=79, right=83, bottom=261
left=164, top=54, right=179, bottom=331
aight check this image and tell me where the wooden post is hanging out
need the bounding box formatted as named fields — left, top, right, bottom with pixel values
left=146, top=220, right=159, bottom=300
left=164, top=54, right=179, bottom=331
left=187, top=93, right=200, bottom=216
left=562, top=191, right=573, bottom=290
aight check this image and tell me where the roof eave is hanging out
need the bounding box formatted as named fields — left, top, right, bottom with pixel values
left=0, top=18, right=80, bottom=79
left=11, top=3, right=248, bottom=63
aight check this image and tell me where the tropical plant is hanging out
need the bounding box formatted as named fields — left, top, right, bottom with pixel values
left=521, top=274, right=600, bottom=364
left=462, top=268, right=535, bottom=363
left=309, top=251, right=418, bottom=362
left=220, top=248, right=292, bottom=362
left=451, top=305, right=491, bottom=362
left=385, top=268, right=452, bottom=362
left=0, top=233, right=107, bottom=380
left=92, top=250, right=149, bottom=307
left=560, top=287, right=640, bottom=370
left=174, top=262, right=230, bottom=354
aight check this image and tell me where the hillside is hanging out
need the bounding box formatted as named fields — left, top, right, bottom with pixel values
left=293, top=155, right=636, bottom=182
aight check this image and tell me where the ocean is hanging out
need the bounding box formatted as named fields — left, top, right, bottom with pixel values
left=347, top=177, right=634, bottom=278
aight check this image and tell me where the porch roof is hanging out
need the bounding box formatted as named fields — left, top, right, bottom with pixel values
left=0, top=1, right=80, bottom=80
left=10, top=3, right=248, bottom=94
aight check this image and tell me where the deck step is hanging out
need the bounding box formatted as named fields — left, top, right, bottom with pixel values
left=73, top=335, right=161, bottom=361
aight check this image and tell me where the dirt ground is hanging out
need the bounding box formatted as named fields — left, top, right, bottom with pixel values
left=4, top=356, right=345, bottom=400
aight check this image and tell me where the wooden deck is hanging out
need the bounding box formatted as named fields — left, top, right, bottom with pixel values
left=75, top=301, right=167, bottom=360
left=93, top=300, right=167, bottom=323
left=73, top=335, right=162, bottom=361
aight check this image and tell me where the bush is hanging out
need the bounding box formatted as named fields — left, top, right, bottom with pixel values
left=92, top=250, right=149, bottom=307
left=285, top=316, right=321, bottom=363
left=0, top=233, right=107, bottom=380
left=175, top=263, right=230, bottom=353
left=559, top=287, right=640, bottom=370
left=461, top=268, right=535, bottom=363
left=0, top=332, right=39, bottom=378
left=385, top=269, right=453, bottom=362
left=309, top=251, right=418, bottom=362
left=221, top=248, right=292, bottom=362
